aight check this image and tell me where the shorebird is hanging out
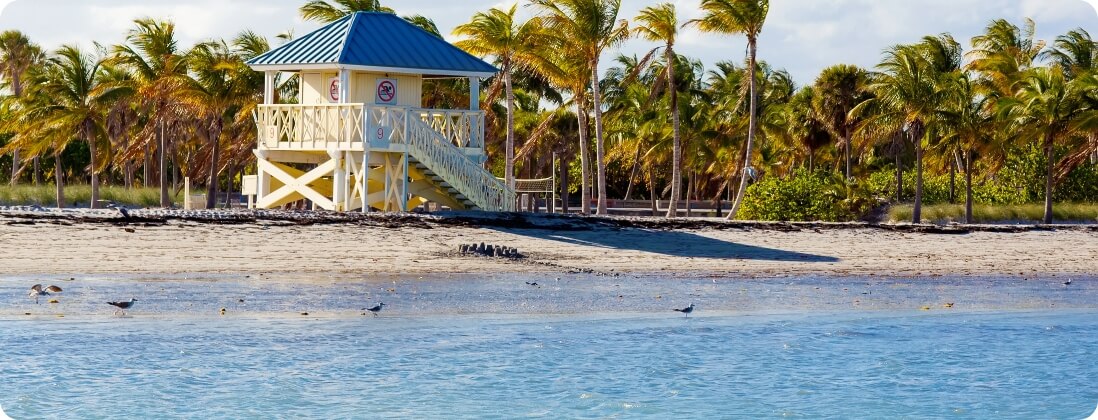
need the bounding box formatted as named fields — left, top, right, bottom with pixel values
left=674, top=303, right=696, bottom=318
left=100, top=200, right=131, bottom=219
left=107, top=298, right=137, bottom=315
left=28, top=284, right=62, bottom=304
left=1064, top=279, right=1074, bottom=286
left=363, top=303, right=385, bottom=317
left=525, top=281, right=539, bottom=287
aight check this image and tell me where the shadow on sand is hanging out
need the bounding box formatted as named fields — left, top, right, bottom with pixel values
left=502, top=228, right=840, bottom=262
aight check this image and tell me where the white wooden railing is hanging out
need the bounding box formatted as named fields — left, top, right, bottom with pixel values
left=412, top=109, right=484, bottom=149
left=255, top=104, right=364, bottom=150
left=255, top=104, right=484, bottom=151
left=404, top=117, right=515, bottom=211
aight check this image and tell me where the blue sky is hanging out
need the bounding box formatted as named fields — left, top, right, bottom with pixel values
left=1, top=0, right=1096, bottom=86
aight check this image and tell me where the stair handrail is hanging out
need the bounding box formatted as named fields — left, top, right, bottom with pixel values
left=404, top=117, right=514, bottom=211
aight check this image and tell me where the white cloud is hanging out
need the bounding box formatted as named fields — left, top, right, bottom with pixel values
left=0, top=0, right=1095, bottom=85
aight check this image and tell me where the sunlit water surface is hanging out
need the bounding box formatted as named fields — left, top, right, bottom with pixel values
left=3, top=309, right=1097, bottom=419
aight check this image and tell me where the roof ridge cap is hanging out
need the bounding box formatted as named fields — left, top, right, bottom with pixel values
left=336, top=13, right=360, bottom=65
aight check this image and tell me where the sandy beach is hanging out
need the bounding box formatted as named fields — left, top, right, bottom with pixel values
left=0, top=209, right=1094, bottom=279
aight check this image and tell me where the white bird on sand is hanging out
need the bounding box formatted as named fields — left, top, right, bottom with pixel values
left=107, top=298, right=137, bottom=315
left=674, top=303, right=695, bottom=318
left=363, top=303, right=385, bottom=317
left=28, top=284, right=62, bottom=304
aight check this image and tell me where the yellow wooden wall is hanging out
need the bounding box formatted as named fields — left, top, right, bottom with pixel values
left=300, top=71, right=422, bottom=107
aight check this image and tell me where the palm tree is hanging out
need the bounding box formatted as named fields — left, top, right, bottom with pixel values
left=786, top=86, right=832, bottom=172
left=111, top=18, right=190, bottom=207
left=856, top=43, right=952, bottom=223
left=0, top=30, right=44, bottom=184
left=999, top=67, right=1094, bottom=224
left=967, top=19, right=1045, bottom=98
left=454, top=4, right=547, bottom=190
left=3, top=45, right=130, bottom=208
left=300, top=0, right=392, bottom=22
left=812, top=64, right=870, bottom=180
left=940, top=73, right=995, bottom=223
left=1042, top=29, right=1098, bottom=165
left=183, top=40, right=256, bottom=209
left=1042, top=29, right=1097, bottom=80
left=531, top=0, right=630, bottom=215
left=634, top=2, right=683, bottom=218
left=688, top=0, right=769, bottom=220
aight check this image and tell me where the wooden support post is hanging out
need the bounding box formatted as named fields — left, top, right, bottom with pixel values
left=401, top=151, right=409, bottom=212
left=330, top=149, right=345, bottom=211
left=338, top=68, right=350, bottom=103
left=263, top=71, right=276, bottom=105
left=361, top=150, right=370, bottom=213
left=469, top=76, right=481, bottom=149
left=255, top=149, right=269, bottom=204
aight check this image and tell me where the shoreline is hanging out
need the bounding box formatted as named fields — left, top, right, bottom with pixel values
left=0, top=209, right=1095, bottom=278
left=3, top=273, right=1094, bottom=319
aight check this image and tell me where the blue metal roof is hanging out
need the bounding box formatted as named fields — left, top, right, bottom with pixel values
left=247, top=12, right=498, bottom=77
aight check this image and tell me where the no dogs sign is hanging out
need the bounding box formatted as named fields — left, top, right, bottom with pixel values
left=375, top=78, right=398, bottom=105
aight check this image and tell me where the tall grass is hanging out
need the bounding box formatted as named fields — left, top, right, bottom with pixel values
left=889, top=203, right=1098, bottom=224
left=0, top=184, right=182, bottom=208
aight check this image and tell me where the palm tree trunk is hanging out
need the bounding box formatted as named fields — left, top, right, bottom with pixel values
left=591, top=61, right=608, bottom=215
left=895, top=132, right=903, bottom=202
left=144, top=144, right=151, bottom=188
left=808, top=150, right=815, bottom=173
left=649, top=166, right=657, bottom=217
left=54, top=153, right=64, bottom=209
left=844, top=133, right=851, bottom=180
left=577, top=101, right=590, bottom=215
left=914, top=134, right=923, bottom=224
left=33, top=157, right=40, bottom=186
left=1043, top=134, right=1054, bottom=224
left=728, top=37, right=759, bottom=220
left=10, top=149, right=19, bottom=185
left=624, top=139, right=642, bottom=201
left=206, top=121, right=222, bottom=209
left=949, top=151, right=957, bottom=204
left=88, top=123, right=100, bottom=209
left=666, top=46, right=682, bottom=219
left=504, top=63, right=515, bottom=189
left=159, top=122, right=170, bottom=207
left=560, top=151, right=570, bottom=214
left=685, top=170, right=694, bottom=218
left=125, top=160, right=134, bottom=189
left=965, top=149, right=973, bottom=224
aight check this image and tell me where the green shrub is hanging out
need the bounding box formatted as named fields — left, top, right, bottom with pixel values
left=740, top=169, right=875, bottom=222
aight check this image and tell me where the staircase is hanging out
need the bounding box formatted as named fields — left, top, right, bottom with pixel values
left=403, top=117, right=515, bottom=211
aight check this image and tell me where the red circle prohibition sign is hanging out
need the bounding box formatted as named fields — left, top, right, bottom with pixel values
left=377, top=80, right=396, bottom=102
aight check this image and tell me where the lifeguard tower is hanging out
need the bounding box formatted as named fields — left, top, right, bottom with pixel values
left=245, top=12, right=515, bottom=212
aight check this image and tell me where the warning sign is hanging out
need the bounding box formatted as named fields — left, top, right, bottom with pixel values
left=376, top=78, right=397, bottom=105
left=328, top=77, right=340, bottom=102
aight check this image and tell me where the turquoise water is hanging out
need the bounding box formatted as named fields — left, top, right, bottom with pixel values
left=3, top=310, right=1097, bottom=419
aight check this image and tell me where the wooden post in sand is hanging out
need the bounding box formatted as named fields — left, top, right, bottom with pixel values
left=184, top=177, right=191, bottom=209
